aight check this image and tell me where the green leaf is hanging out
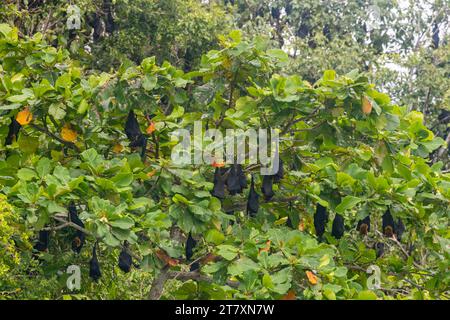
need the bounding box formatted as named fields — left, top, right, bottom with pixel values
left=217, top=245, right=239, bottom=261
left=142, top=74, right=157, bottom=91
left=7, top=89, right=34, bottom=103
left=0, top=24, right=13, bottom=37
left=17, top=168, right=37, bottom=181
left=48, top=103, right=66, bottom=120
left=112, top=173, right=133, bottom=187
left=335, top=196, right=362, bottom=213
left=205, top=229, right=225, bottom=245
left=18, top=135, right=38, bottom=154
left=323, top=70, right=336, bottom=81
left=228, top=257, right=260, bottom=276
left=357, top=290, right=378, bottom=300
left=262, top=273, right=274, bottom=289
left=267, top=49, right=288, bottom=64
left=109, top=217, right=135, bottom=230
left=77, top=99, right=89, bottom=114
left=36, top=158, right=52, bottom=178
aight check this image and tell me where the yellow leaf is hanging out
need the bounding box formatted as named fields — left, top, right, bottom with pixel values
left=112, top=143, right=123, bottom=153
left=212, top=160, right=225, bottom=168
left=61, top=124, right=77, bottom=142
left=223, top=57, right=232, bottom=70
left=259, top=240, right=271, bottom=254
left=319, top=254, right=330, bottom=268
left=147, top=169, right=157, bottom=178
left=281, top=290, right=296, bottom=300
left=16, top=107, right=32, bottom=125
left=306, top=270, right=318, bottom=285
left=298, top=219, right=305, bottom=231
left=362, top=96, right=372, bottom=115
left=146, top=122, right=156, bottom=134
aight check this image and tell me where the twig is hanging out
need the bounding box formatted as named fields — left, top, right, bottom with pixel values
left=51, top=215, right=142, bottom=261
left=31, top=124, right=80, bottom=152
left=148, top=267, right=240, bottom=300
left=280, top=106, right=321, bottom=135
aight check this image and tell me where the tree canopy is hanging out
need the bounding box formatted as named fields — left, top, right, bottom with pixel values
left=0, top=0, right=449, bottom=300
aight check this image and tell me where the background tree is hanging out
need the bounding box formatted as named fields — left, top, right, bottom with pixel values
left=0, top=24, right=449, bottom=300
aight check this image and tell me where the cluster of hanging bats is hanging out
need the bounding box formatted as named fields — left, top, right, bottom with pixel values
left=23, top=110, right=406, bottom=281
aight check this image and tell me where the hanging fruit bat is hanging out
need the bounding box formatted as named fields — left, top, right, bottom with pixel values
left=271, top=7, right=280, bottom=19
left=374, top=242, right=385, bottom=258
left=286, top=205, right=293, bottom=228
left=273, top=159, right=284, bottom=183
left=124, top=110, right=147, bottom=159
left=382, top=209, right=395, bottom=238
left=68, top=202, right=85, bottom=254
left=118, top=241, right=132, bottom=273
left=185, top=232, right=197, bottom=262
left=186, top=233, right=199, bottom=271
left=89, top=242, right=102, bottom=282
left=190, top=261, right=200, bottom=272
left=395, top=218, right=405, bottom=241
left=103, top=0, right=115, bottom=34
left=314, top=204, right=328, bottom=240
left=357, top=215, right=370, bottom=235
left=237, top=164, right=247, bottom=190
left=331, top=214, right=344, bottom=239
left=227, top=164, right=245, bottom=195
left=5, top=117, right=21, bottom=145
left=262, top=156, right=284, bottom=200
left=33, top=230, right=49, bottom=252
left=261, top=175, right=275, bottom=201
left=246, top=175, right=260, bottom=217
left=211, top=167, right=226, bottom=199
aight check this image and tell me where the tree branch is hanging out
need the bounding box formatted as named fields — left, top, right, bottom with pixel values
left=31, top=124, right=80, bottom=152
left=148, top=267, right=240, bottom=300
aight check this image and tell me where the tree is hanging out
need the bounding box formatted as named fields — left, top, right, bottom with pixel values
left=0, top=25, right=449, bottom=299
left=0, top=0, right=231, bottom=72
left=220, top=0, right=450, bottom=165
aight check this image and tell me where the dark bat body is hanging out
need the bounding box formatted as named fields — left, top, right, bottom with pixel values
left=314, top=204, right=328, bottom=240
left=124, top=110, right=147, bottom=159
left=382, top=209, right=395, bottom=237
left=5, top=117, right=21, bottom=145
left=237, top=164, right=247, bottom=189
left=246, top=176, right=260, bottom=217
left=190, top=261, right=200, bottom=272
left=357, top=215, right=370, bottom=235
left=118, top=244, right=133, bottom=273
left=33, top=230, right=49, bottom=252
left=261, top=175, right=274, bottom=201
left=374, top=242, right=385, bottom=258
left=212, top=168, right=226, bottom=199
left=227, top=164, right=245, bottom=195
left=331, top=214, right=344, bottom=239
left=89, top=243, right=102, bottom=281
left=273, top=159, right=284, bottom=183
left=395, top=218, right=405, bottom=241
left=185, top=232, right=197, bottom=262
left=69, top=202, right=85, bottom=254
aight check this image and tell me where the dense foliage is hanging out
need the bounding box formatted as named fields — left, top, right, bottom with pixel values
left=0, top=1, right=449, bottom=300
